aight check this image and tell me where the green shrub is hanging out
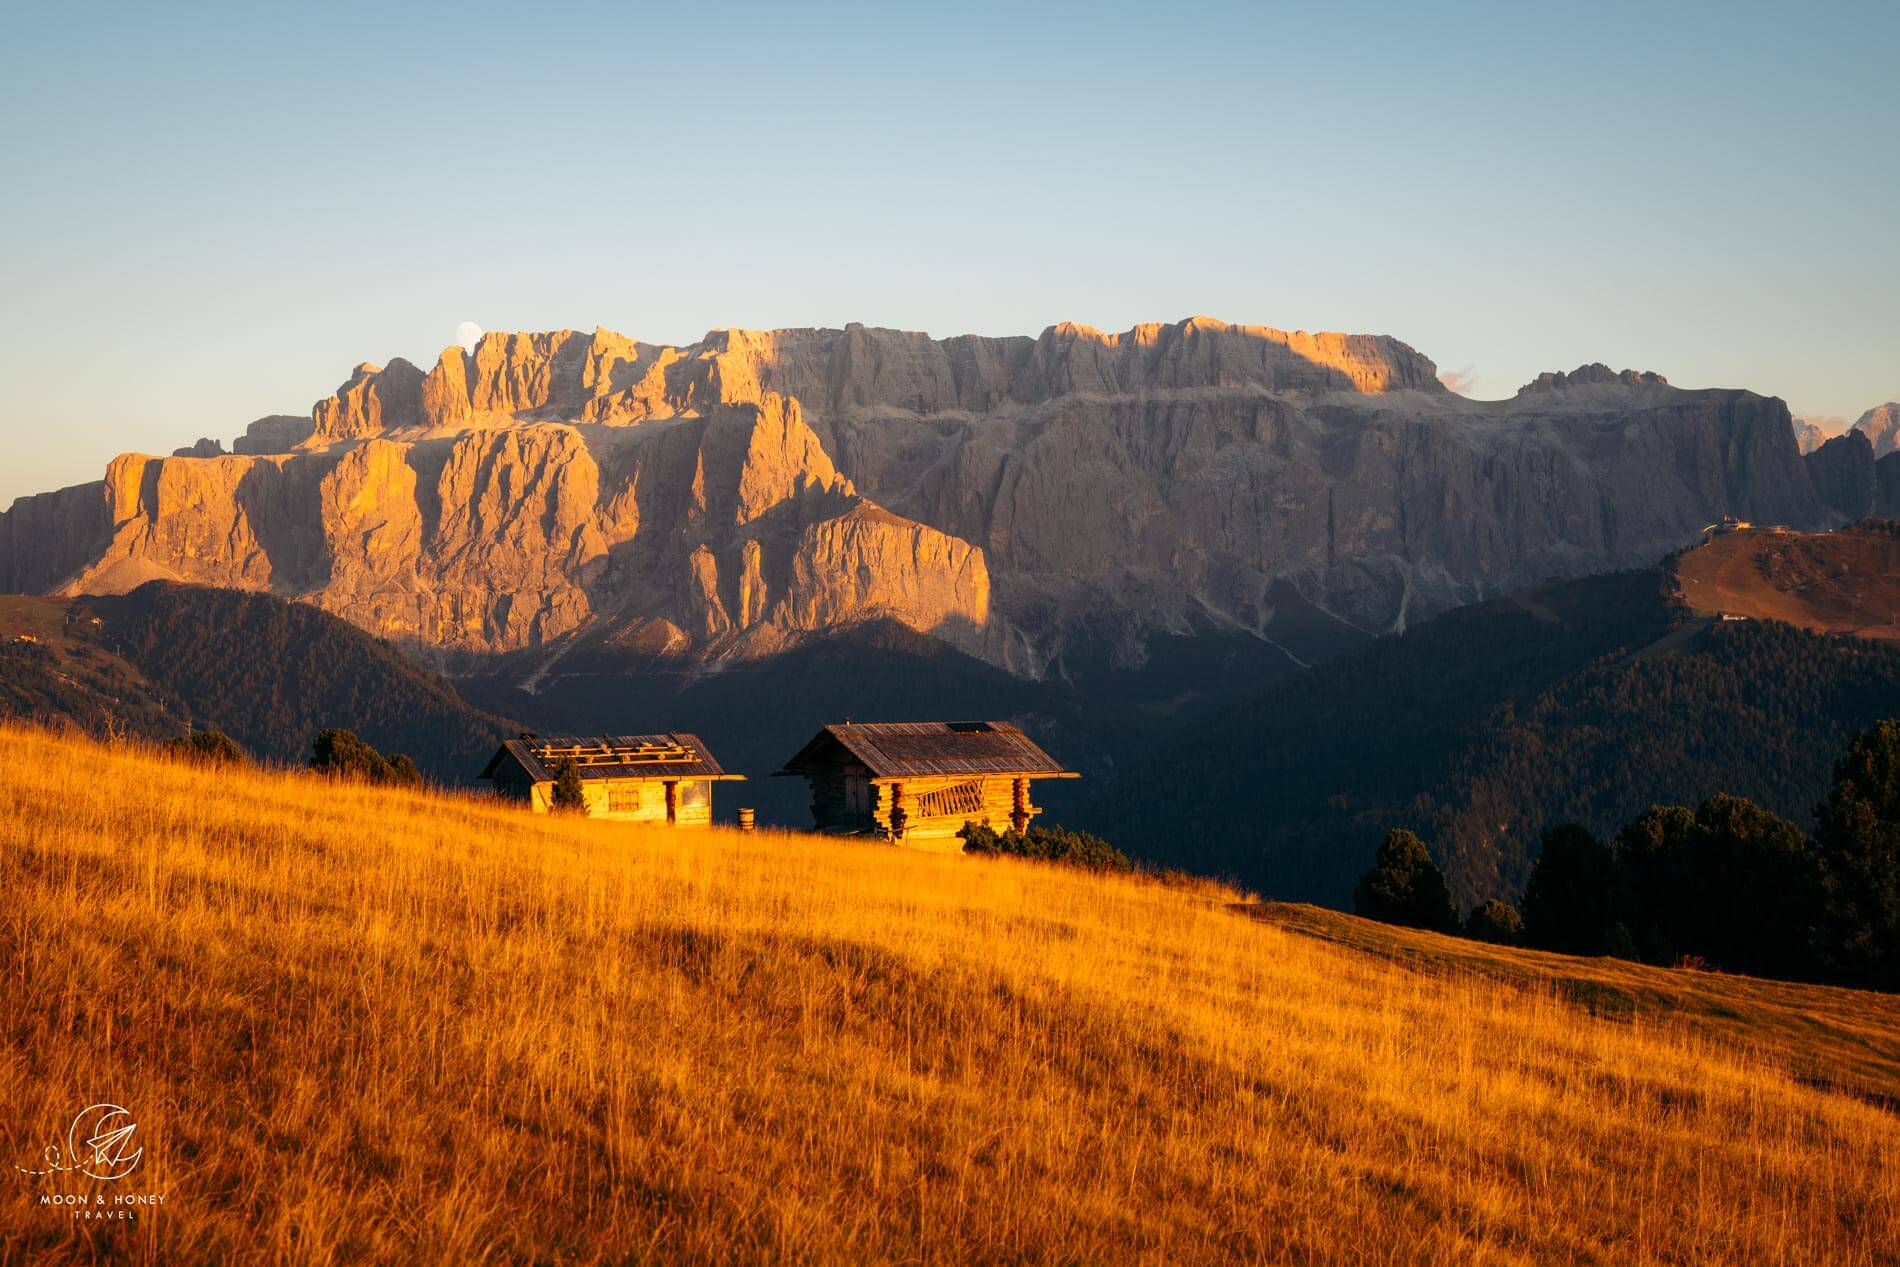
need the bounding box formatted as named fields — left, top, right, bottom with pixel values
left=163, top=729, right=247, bottom=766
left=1465, top=898, right=1524, bottom=945
left=959, top=821, right=1132, bottom=872
left=309, top=728, right=423, bottom=786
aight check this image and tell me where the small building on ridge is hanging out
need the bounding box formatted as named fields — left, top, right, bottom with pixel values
left=480, top=733, right=743, bottom=825
left=774, top=720, right=1078, bottom=849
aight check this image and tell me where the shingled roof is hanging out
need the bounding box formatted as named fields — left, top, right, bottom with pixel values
left=480, top=733, right=741, bottom=783
left=776, top=721, right=1077, bottom=780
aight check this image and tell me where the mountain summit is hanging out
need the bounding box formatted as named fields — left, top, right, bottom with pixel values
left=0, top=317, right=1842, bottom=679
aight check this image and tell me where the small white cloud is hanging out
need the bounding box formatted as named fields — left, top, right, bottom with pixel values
left=1439, top=365, right=1478, bottom=395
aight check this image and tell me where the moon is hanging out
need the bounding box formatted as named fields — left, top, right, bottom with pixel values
left=454, top=320, right=482, bottom=353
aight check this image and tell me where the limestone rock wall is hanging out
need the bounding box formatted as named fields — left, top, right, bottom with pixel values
left=19, top=389, right=990, bottom=660
left=0, top=317, right=1851, bottom=674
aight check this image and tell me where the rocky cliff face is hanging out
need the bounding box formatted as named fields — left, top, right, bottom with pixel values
left=1802, top=429, right=1900, bottom=522
left=0, top=318, right=1843, bottom=675
left=1853, top=403, right=1900, bottom=459
left=21, top=392, right=990, bottom=664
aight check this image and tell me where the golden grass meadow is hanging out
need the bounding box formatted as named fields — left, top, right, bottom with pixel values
left=2, top=722, right=1898, bottom=1264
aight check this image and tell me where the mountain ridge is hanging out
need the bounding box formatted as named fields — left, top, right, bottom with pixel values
left=0, top=582, right=512, bottom=778
left=1080, top=522, right=1900, bottom=906
left=0, top=316, right=1853, bottom=685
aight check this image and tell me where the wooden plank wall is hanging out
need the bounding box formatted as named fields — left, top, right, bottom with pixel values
left=874, top=775, right=1037, bottom=847
left=521, top=778, right=715, bottom=827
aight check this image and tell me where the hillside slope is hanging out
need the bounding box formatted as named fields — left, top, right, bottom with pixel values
left=1083, top=542, right=1900, bottom=907
left=1678, top=521, right=1900, bottom=637
left=0, top=595, right=180, bottom=736
left=0, top=583, right=513, bottom=779
left=1256, top=903, right=1900, bottom=1107
left=2, top=724, right=1895, bottom=1264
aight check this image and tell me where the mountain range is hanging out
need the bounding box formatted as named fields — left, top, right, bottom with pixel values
left=0, top=318, right=1865, bottom=690
left=4, top=315, right=1899, bottom=880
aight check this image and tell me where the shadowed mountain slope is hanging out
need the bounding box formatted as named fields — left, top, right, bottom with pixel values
left=1081, top=529, right=1900, bottom=907
left=0, top=583, right=512, bottom=778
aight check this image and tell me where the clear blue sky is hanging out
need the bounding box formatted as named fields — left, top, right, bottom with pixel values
left=3, top=0, right=1896, bottom=505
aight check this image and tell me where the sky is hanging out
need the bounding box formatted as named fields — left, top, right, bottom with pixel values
left=2, top=0, right=1896, bottom=505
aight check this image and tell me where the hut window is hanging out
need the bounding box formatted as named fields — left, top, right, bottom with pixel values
left=916, top=780, right=985, bottom=818
left=679, top=779, right=710, bottom=808
left=607, top=785, right=646, bottom=813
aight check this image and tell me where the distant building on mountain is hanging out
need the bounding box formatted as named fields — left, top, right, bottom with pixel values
left=1701, top=517, right=1754, bottom=542
left=481, top=733, right=743, bottom=825
left=775, top=721, right=1078, bottom=849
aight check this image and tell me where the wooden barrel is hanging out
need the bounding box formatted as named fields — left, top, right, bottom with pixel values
left=737, top=807, right=756, bottom=832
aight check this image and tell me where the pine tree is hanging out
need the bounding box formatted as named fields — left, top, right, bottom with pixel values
left=310, top=728, right=393, bottom=782
left=1353, top=829, right=1459, bottom=933
left=1520, top=823, right=1617, bottom=955
left=1814, top=720, right=1900, bottom=988
left=550, top=759, right=588, bottom=815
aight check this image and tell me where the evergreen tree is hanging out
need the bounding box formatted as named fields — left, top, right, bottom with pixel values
left=1813, top=720, right=1900, bottom=988
left=1683, top=794, right=1823, bottom=979
left=1613, top=805, right=1699, bottom=964
left=310, top=728, right=395, bottom=782
left=550, top=759, right=588, bottom=815
left=1520, top=823, right=1616, bottom=955
left=309, top=728, right=426, bottom=787
left=1352, top=829, right=1459, bottom=933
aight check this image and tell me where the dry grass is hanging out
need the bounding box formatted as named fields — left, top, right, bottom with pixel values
left=0, top=722, right=1896, bottom=1265
left=1256, top=902, right=1900, bottom=1109
left=1675, top=525, right=1900, bottom=639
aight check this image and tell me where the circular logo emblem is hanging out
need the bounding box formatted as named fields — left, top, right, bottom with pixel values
left=67, top=1104, right=141, bottom=1181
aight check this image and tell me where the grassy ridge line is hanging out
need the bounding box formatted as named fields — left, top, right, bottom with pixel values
left=0, top=724, right=1895, bottom=1264
left=1254, top=903, right=1900, bottom=1109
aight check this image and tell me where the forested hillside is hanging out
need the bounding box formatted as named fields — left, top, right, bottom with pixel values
left=0, top=583, right=516, bottom=779
left=1082, top=564, right=1900, bottom=908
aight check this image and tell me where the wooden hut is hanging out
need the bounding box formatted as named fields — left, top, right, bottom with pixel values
left=480, top=733, right=743, bottom=826
left=775, top=721, right=1078, bottom=848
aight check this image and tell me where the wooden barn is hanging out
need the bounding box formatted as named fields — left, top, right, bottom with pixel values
left=480, top=733, right=743, bottom=826
left=775, top=721, right=1078, bottom=849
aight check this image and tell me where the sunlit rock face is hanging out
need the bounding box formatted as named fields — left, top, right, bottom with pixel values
left=0, top=319, right=1839, bottom=673
left=1853, top=403, right=1900, bottom=459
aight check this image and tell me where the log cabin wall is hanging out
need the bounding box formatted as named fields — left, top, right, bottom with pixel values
left=513, top=777, right=715, bottom=825
left=776, top=721, right=1075, bottom=846
left=803, top=755, right=879, bottom=833
left=872, top=775, right=1040, bottom=849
